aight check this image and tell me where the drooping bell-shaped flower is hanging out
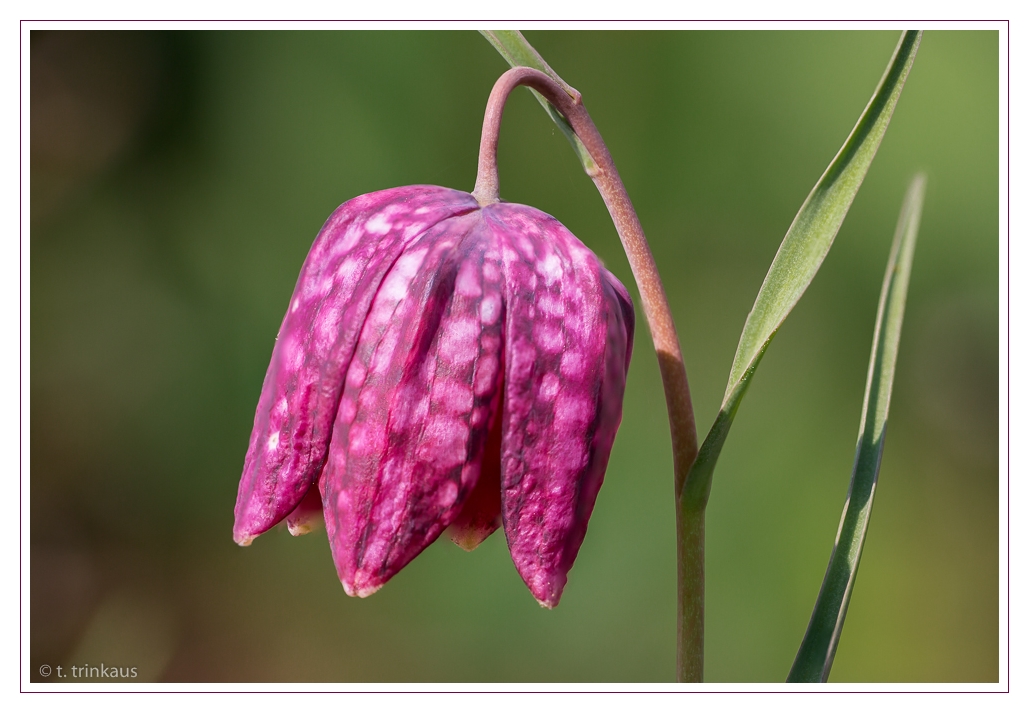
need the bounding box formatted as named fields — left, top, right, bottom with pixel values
left=233, top=184, right=634, bottom=607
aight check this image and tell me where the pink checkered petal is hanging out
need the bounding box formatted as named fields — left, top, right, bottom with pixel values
left=233, top=186, right=478, bottom=545
left=322, top=215, right=507, bottom=597
left=486, top=202, right=634, bottom=608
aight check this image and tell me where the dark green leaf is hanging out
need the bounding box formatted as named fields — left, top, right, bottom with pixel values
left=787, top=173, right=926, bottom=682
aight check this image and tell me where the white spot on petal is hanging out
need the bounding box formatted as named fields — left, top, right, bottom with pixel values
left=479, top=293, right=501, bottom=325
left=560, top=351, right=585, bottom=380
left=439, top=480, right=459, bottom=508
left=539, top=253, right=563, bottom=285
left=538, top=293, right=564, bottom=317
left=338, top=257, right=361, bottom=284
left=554, top=393, right=592, bottom=430
left=539, top=372, right=560, bottom=401
left=402, top=221, right=428, bottom=240
left=534, top=323, right=564, bottom=353
left=365, top=213, right=392, bottom=235
left=346, top=360, right=367, bottom=389
left=378, top=249, right=426, bottom=303
left=456, top=262, right=483, bottom=297
left=370, top=329, right=401, bottom=374
left=440, top=318, right=481, bottom=365
left=439, top=384, right=474, bottom=415
left=274, top=397, right=289, bottom=419
left=338, top=396, right=357, bottom=424
left=475, top=356, right=499, bottom=397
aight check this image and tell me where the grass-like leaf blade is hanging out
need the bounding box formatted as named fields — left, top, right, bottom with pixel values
left=479, top=30, right=598, bottom=173
left=681, top=31, right=922, bottom=510
left=786, top=173, right=926, bottom=683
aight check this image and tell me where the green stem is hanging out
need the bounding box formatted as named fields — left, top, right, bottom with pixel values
left=678, top=505, right=704, bottom=682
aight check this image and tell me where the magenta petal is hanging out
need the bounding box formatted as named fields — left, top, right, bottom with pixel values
left=487, top=203, right=634, bottom=608
left=233, top=186, right=479, bottom=545
left=322, top=215, right=507, bottom=597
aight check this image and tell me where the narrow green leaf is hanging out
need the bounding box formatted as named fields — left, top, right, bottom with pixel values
left=787, top=173, right=926, bottom=683
left=479, top=30, right=598, bottom=173
left=681, top=30, right=922, bottom=510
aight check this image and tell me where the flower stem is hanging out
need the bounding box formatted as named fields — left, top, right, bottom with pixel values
left=678, top=503, right=704, bottom=682
left=474, top=66, right=702, bottom=681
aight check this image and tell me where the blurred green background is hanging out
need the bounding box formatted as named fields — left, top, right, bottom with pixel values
left=30, top=30, right=999, bottom=683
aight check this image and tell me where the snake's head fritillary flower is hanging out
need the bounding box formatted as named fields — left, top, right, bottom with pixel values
left=233, top=185, right=634, bottom=608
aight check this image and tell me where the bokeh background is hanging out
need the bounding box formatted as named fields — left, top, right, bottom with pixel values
left=29, top=30, right=1000, bottom=683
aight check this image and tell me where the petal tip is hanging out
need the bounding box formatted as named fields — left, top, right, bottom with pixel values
left=286, top=521, right=315, bottom=537
left=532, top=585, right=563, bottom=608
left=286, top=487, right=325, bottom=537
left=446, top=519, right=500, bottom=552
left=342, top=579, right=384, bottom=599
left=521, top=569, right=567, bottom=610
left=448, top=532, right=485, bottom=552
left=530, top=588, right=563, bottom=609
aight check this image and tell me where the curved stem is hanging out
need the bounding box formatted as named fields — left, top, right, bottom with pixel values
left=474, top=67, right=702, bottom=681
